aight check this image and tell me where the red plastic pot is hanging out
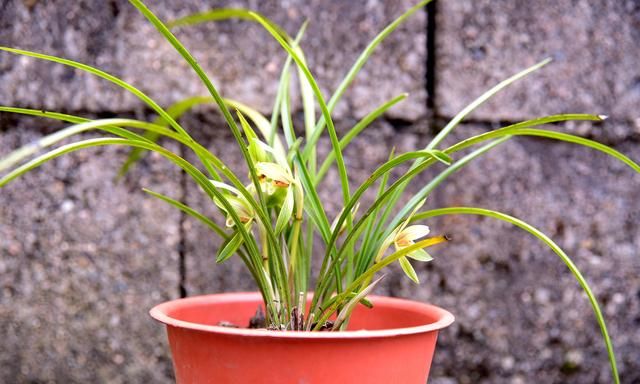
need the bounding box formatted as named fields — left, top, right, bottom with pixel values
left=150, top=292, right=454, bottom=384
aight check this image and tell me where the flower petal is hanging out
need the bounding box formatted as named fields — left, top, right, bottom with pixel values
left=210, top=180, right=241, bottom=196
left=256, top=162, right=293, bottom=184
left=248, top=138, right=269, bottom=163
left=398, top=256, right=419, bottom=284
left=275, top=187, right=294, bottom=234
left=407, top=248, right=433, bottom=262
left=399, top=225, right=430, bottom=241
left=375, top=229, right=398, bottom=263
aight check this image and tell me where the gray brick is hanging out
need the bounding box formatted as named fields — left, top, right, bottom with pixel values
left=436, top=0, right=640, bottom=140
left=0, top=116, right=179, bottom=383
left=0, top=0, right=427, bottom=120
left=400, top=124, right=640, bottom=383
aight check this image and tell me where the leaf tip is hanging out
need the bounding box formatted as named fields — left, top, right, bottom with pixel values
left=598, top=114, right=609, bottom=121
left=300, top=19, right=310, bottom=32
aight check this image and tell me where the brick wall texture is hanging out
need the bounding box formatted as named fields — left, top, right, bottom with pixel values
left=1, top=1, right=639, bottom=383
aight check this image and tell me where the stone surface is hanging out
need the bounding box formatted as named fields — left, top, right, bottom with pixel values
left=181, top=111, right=259, bottom=297
left=436, top=0, right=640, bottom=140
left=388, top=123, right=640, bottom=383
left=0, top=0, right=427, bottom=120
left=0, top=115, right=179, bottom=383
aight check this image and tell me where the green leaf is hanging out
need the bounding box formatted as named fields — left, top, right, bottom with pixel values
left=120, top=95, right=213, bottom=176
left=128, top=2, right=269, bottom=204
left=131, top=2, right=288, bottom=305
left=0, top=117, right=177, bottom=173
left=387, top=137, right=510, bottom=233
left=306, top=0, right=433, bottom=151
left=279, top=68, right=296, bottom=148
left=0, top=133, right=278, bottom=318
left=247, top=11, right=351, bottom=206
left=313, top=235, right=449, bottom=329
left=217, top=229, right=246, bottom=263
left=426, top=58, right=552, bottom=150
left=314, top=93, right=408, bottom=184
left=168, top=8, right=290, bottom=40
left=0, top=47, right=193, bottom=140
left=269, top=22, right=309, bottom=148
left=293, top=31, right=315, bottom=142
left=398, top=256, right=419, bottom=284
left=429, top=149, right=452, bottom=165
left=0, top=106, right=89, bottom=124
left=311, top=147, right=461, bottom=311
left=286, top=138, right=304, bottom=165
left=142, top=188, right=228, bottom=239
left=412, top=207, right=619, bottom=384
left=332, top=275, right=384, bottom=330
left=357, top=149, right=396, bottom=275
left=444, top=116, right=640, bottom=174
left=0, top=47, right=225, bottom=180
left=313, top=139, right=507, bottom=312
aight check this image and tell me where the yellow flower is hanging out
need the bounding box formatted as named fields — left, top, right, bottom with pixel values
left=375, top=200, right=432, bottom=283
left=393, top=225, right=432, bottom=261
left=256, top=162, right=293, bottom=195
left=210, top=180, right=255, bottom=228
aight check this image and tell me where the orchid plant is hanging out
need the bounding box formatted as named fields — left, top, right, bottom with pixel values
left=0, top=1, right=637, bottom=382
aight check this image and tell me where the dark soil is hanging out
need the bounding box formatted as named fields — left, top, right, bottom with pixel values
left=217, top=306, right=335, bottom=331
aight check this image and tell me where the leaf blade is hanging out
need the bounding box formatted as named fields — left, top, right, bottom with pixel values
left=413, top=207, right=619, bottom=384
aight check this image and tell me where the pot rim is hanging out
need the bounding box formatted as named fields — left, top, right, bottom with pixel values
left=150, top=292, right=454, bottom=339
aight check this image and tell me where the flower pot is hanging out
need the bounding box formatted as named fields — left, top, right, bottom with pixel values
left=150, top=292, right=454, bottom=384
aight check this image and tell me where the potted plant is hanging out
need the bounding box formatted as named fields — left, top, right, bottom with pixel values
left=0, top=0, right=635, bottom=382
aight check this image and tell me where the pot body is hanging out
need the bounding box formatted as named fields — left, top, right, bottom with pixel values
left=150, top=292, right=454, bottom=384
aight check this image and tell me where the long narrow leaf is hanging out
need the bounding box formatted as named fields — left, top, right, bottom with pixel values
left=314, top=93, right=408, bottom=184
left=313, top=235, right=448, bottom=329
left=120, top=95, right=213, bottom=176
left=129, top=0, right=289, bottom=307
left=376, top=59, right=555, bottom=245
left=412, top=207, right=619, bottom=384
left=427, top=58, right=552, bottom=150
left=0, top=136, right=276, bottom=313
left=168, top=8, right=289, bottom=39
left=217, top=229, right=245, bottom=263
left=270, top=23, right=309, bottom=147
left=142, top=188, right=227, bottom=239
left=0, top=116, right=177, bottom=173
left=305, top=0, right=434, bottom=152
left=332, top=275, right=384, bottom=331
left=0, top=47, right=193, bottom=140
left=247, top=11, right=351, bottom=206
left=312, top=139, right=508, bottom=312
left=444, top=119, right=640, bottom=174
left=310, top=148, right=456, bottom=312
